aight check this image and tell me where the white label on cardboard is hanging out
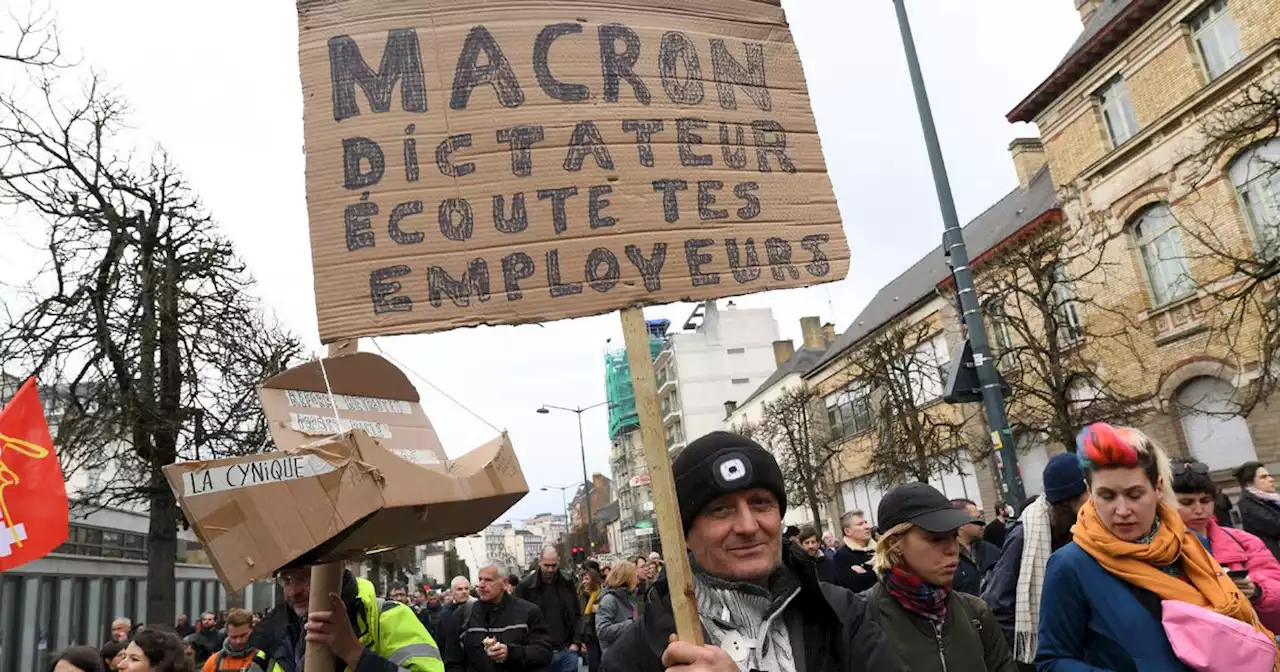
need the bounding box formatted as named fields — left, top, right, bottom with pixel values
left=288, top=413, right=393, bottom=438
left=284, top=389, right=412, bottom=415
left=389, top=447, right=442, bottom=466
left=182, top=455, right=337, bottom=496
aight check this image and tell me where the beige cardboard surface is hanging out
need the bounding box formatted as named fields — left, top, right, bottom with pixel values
left=259, top=352, right=448, bottom=466
left=298, top=0, right=848, bottom=342
left=165, top=430, right=528, bottom=592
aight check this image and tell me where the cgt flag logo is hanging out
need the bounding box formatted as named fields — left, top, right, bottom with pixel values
left=0, top=377, right=68, bottom=571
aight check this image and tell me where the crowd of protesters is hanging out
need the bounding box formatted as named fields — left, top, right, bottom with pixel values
left=49, top=422, right=1280, bottom=672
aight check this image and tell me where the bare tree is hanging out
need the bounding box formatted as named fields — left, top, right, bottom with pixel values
left=973, top=209, right=1151, bottom=450
left=850, top=319, right=977, bottom=484
left=1170, top=77, right=1280, bottom=415
left=0, top=56, right=302, bottom=624
left=734, top=386, right=839, bottom=534
left=0, top=2, right=60, bottom=67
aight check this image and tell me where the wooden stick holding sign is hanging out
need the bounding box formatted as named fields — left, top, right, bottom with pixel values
left=620, top=307, right=702, bottom=645
left=305, top=338, right=358, bottom=672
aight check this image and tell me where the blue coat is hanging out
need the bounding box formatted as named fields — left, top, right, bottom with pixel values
left=1035, top=543, right=1190, bottom=671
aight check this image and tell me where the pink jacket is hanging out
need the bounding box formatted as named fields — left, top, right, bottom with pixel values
left=1207, top=519, right=1280, bottom=632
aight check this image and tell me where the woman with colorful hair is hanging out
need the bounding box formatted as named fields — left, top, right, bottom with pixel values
left=1036, top=423, right=1278, bottom=670
left=1172, top=457, right=1280, bottom=633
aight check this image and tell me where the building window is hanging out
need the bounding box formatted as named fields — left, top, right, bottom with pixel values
left=1229, top=140, right=1280, bottom=257
left=1098, top=75, right=1140, bottom=146
left=1190, top=0, right=1244, bottom=80
left=826, top=383, right=871, bottom=439
left=1049, top=263, right=1085, bottom=345
left=985, top=299, right=1013, bottom=352
left=1132, top=204, right=1195, bottom=306
left=909, top=332, right=951, bottom=405
left=726, top=347, right=745, bottom=355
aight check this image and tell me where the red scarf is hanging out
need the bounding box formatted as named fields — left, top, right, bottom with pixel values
left=882, top=566, right=949, bottom=622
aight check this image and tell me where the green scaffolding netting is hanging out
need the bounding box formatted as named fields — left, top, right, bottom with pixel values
left=605, top=320, right=668, bottom=440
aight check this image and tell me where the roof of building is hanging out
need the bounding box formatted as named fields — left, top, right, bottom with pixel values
left=806, top=166, right=1060, bottom=376
left=1008, top=0, right=1165, bottom=122
left=735, top=345, right=832, bottom=411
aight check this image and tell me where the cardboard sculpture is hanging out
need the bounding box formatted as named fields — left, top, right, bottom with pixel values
left=164, top=352, right=526, bottom=592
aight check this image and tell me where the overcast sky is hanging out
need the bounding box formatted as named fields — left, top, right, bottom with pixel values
left=1, top=0, right=1083, bottom=524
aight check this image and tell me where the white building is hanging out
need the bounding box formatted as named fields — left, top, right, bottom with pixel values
left=523, top=513, right=567, bottom=547
left=653, top=301, right=781, bottom=452
left=724, top=316, right=838, bottom=532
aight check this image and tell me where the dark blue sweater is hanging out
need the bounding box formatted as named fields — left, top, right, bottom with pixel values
left=1035, top=543, right=1190, bottom=671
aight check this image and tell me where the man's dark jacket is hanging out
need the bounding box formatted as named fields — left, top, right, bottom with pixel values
left=441, top=593, right=553, bottom=672
left=513, top=570, right=580, bottom=650
left=831, top=543, right=878, bottom=594
left=1239, top=488, right=1280, bottom=560
left=600, top=548, right=909, bottom=672
left=247, top=570, right=406, bottom=672
left=953, top=539, right=1001, bottom=596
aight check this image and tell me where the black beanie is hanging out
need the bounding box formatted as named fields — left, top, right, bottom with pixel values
left=673, top=431, right=787, bottom=532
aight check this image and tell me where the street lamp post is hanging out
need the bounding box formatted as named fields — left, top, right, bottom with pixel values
left=889, top=0, right=1025, bottom=506
left=537, top=401, right=611, bottom=554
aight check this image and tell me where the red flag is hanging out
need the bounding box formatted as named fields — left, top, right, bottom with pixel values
left=0, top=377, right=69, bottom=571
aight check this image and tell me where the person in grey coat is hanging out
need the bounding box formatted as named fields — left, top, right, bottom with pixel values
left=595, top=560, right=639, bottom=658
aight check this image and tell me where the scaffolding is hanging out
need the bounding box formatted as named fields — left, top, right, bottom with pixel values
left=605, top=319, right=668, bottom=440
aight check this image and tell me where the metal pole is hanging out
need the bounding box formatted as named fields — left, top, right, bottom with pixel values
left=577, top=409, right=595, bottom=554
left=890, top=0, right=1026, bottom=506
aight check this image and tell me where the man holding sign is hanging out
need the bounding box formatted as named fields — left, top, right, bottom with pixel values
left=602, top=432, right=906, bottom=672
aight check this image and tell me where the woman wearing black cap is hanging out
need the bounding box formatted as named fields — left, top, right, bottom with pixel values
left=863, top=482, right=1016, bottom=672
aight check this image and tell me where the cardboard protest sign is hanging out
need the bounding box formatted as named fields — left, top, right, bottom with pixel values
left=165, top=353, right=528, bottom=592
left=257, top=351, right=448, bottom=467
left=298, top=0, right=848, bottom=342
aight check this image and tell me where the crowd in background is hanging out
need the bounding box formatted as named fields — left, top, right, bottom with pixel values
left=47, top=422, right=1280, bottom=672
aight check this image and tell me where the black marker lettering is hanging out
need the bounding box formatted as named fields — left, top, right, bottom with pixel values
left=719, top=122, right=748, bottom=170
left=622, top=119, right=663, bottom=167
left=428, top=259, right=491, bottom=307
left=501, top=251, right=535, bottom=300
left=370, top=265, right=413, bottom=313
left=389, top=200, right=425, bottom=245
left=537, top=186, right=579, bottom=235
left=496, top=125, right=545, bottom=177
left=676, top=118, right=712, bottom=167
left=589, top=185, right=616, bottom=229
left=343, top=137, right=385, bottom=189
left=438, top=198, right=475, bottom=242
left=451, top=25, right=525, bottom=110
left=697, top=180, right=728, bottom=221
left=734, top=181, right=761, bottom=219
left=345, top=198, right=378, bottom=251
left=765, top=237, right=800, bottom=280
left=659, top=31, right=704, bottom=105
left=685, top=238, right=720, bottom=287
left=403, top=124, right=420, bottom=182
left=435, top=133, right=475, bottom=177
left=752, top=121, right=796, bottom=173
left=625, top=243, right=668, bottom=292
left=563, top=120, right=615, bottom=171
left=493, top=193, right=528, bottom=234
left=534, top=23, right=589, bottom=102
left=546, top=249, right=583, bottom=297
left=710, top=39, right=771, bottom=112
left=725, top=238, right=762, bottom=283
left=801, top=233, right=832, bottom=277
left=585, top=247, right=621, bottom=292
left=651, top=179, right=688, bottom=223
left=329, top=29, right=427, bottom=121
left=598, top=24, right=650, bottom=104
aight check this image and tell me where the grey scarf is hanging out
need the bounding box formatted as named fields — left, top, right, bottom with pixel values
left=692, top=566, right=801, bottom=672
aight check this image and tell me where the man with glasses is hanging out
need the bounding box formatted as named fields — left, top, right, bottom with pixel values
left=247, top=565, right=444, bottom=672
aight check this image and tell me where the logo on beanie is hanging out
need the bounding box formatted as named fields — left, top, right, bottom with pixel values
left=713, top=452, right=752, bottom=488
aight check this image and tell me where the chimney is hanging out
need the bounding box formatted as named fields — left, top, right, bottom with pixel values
left=1075, top=0, right=1102, bottom=25
left=800, top=316, right=825, bottom=350
left=724, top=400, right=738, bottom=418
left=1009, top=137, right=1046, bottom=188
left=821, top=322, right=836, bottom=345
left=773, top=339, right=795, bottom=367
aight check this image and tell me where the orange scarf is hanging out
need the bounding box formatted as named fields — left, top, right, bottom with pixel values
left=1074, top=499, right=1278, bottom=661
